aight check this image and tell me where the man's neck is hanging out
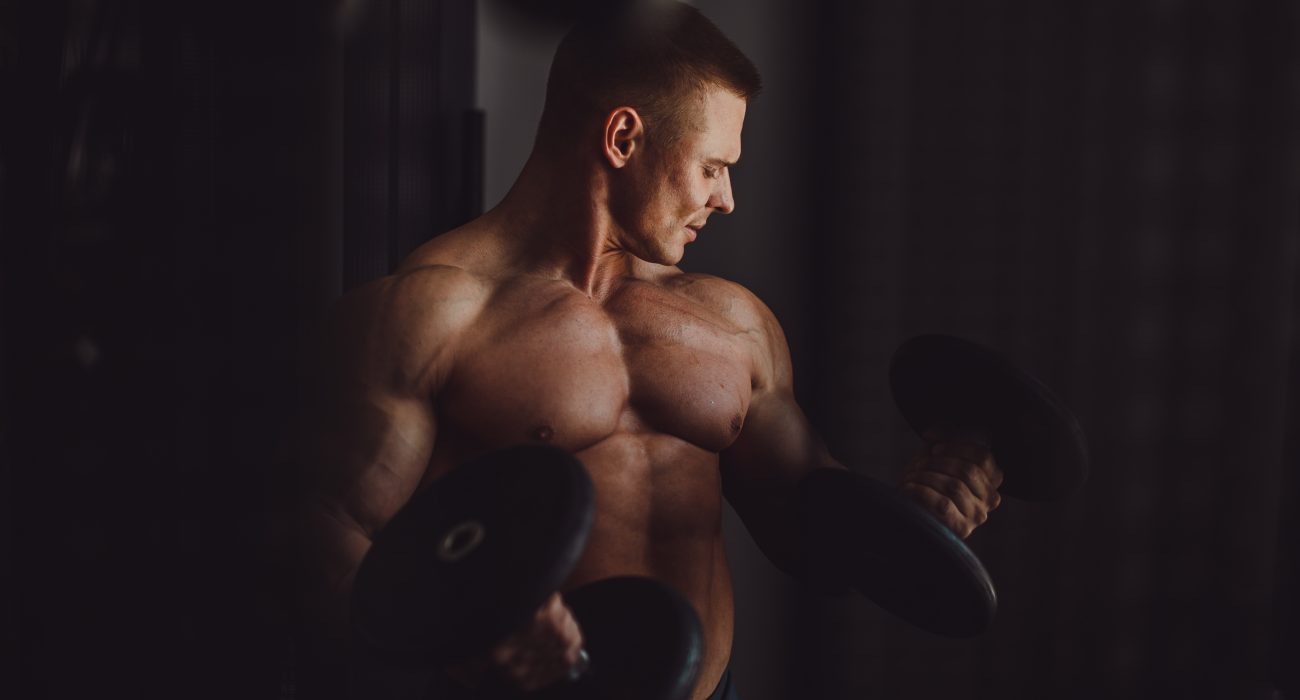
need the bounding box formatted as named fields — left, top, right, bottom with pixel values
left=488, top=150, right=640, bottom=300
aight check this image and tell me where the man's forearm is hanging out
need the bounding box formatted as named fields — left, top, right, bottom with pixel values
left=289, top=497, right=372, bottom=650
left=722, top=449, right=846, bottom=578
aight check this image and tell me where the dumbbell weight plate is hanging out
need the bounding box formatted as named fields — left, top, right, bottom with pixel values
left=799, top=468, right=997, bottom=638
left=352, top=444, right=595, bottom=665
left=536, top=576, right=704, bottom=700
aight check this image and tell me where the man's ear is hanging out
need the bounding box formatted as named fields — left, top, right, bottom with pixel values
left=602, top=107, right=644, bottom=169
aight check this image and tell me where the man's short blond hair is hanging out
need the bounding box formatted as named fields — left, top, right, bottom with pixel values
left=535, top=2, right=762, bottom=153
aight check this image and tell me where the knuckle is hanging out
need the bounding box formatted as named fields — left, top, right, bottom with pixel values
left=938, top=494, right=958, bottom=519
left=922, top=477, right=952, bottom=504
left=900, top=483, right=928, bottom=508
left=941, top=477, right=967, bottom=502
left=906, top=478, right=934, bottom=497
left=948, top=457, right=977, bottom=480
left=903, top=483, right=941, bottom=513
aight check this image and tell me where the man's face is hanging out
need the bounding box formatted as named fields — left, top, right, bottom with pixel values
left=615, top=87, right=745, bottom=266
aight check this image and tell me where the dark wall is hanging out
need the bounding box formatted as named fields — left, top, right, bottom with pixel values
left=0, top=1, right=473, bottom=698
left=798, top=0, right=1300, bottom=698
left=3, top=1, right=1298, bottom=699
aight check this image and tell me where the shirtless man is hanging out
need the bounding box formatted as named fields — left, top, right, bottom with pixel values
left=286, top=5, right=1003, bottom=699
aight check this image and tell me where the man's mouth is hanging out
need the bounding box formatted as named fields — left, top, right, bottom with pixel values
left=685, top=223, right=703, bottom=241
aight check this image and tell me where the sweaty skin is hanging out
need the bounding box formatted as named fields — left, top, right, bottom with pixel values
left=291, top=88, right=1002, bottom=699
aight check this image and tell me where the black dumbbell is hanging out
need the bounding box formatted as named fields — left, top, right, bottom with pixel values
left=798, top=335, right=1088, bottom=638
left=351, top=445, right=703, bottom=700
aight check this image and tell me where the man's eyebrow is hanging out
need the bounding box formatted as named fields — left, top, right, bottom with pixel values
left=705, top=157, right=739, bottom=167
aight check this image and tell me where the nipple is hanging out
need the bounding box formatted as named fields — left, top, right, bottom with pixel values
left=532, top=425, right=555, bottom=442
left=730, top=415, right=743, bottom=433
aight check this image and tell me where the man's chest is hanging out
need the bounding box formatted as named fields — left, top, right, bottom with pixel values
left=439, top=281, right=755, bottom=454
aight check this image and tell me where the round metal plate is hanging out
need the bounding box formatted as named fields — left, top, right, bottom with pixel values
left=536, top=577, right=704, bottom=700
left=800, top=468, right=997, bottom=638
left=351, top=444, right=595, bottom=664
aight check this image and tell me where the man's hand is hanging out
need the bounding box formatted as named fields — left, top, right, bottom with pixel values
left=899, top=432, right=1004, bottom=539
left=447, top=592, right=585, bottom=692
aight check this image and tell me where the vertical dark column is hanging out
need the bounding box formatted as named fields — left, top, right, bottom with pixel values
left=1271, top=4, right=1300, bottom=690
left=0, top=3, right=67, bottom=697
left=434, top=0, right=484, bottom=237
left=342, top=0, right=478, bottom=291
left=0, top=0, right=478, bottom=696
left=343, top=0, right=396, bottom=288
left=802, top=1, right=917, bottom=697
left=1, top=1, right=349, bottom=697
left=1278, top=242, right=1300, bottom=695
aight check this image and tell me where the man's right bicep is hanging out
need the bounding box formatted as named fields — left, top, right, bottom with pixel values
left=302, top=266, right=479, bottom=531
left=287, top=390, right=437, bottom=632
left=306, top=390, right=438, bottom=537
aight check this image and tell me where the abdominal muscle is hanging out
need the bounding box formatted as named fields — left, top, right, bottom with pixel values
left=566, top=431, right=734, bottom=700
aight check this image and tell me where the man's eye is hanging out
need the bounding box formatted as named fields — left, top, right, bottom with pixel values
left=704, top=167, right=718, bottom=178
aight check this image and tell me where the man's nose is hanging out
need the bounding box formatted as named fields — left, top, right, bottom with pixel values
left=710, top=171, right=735, bottom=214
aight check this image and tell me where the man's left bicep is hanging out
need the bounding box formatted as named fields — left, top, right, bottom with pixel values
left=724, top=388, right=826, bottom=488
left=720, top=388, right=840, bottom=573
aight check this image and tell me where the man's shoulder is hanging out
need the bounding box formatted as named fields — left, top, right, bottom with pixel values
left=659, top=271, right=792, bottom=387
left=660, top=270, right=779, bottom=333
left=328, top=263, right=492, bottom=387
left=389, top=262, right=492, bottom=306
left=343, top=263, right=490, bottom=327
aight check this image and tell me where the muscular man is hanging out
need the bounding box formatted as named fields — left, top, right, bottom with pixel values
left=285, top=4, right=1002, bottom=699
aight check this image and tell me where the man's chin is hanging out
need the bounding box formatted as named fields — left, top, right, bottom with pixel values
left=638, top=256, right=684, bottom=269
left=632, top=245, right=685, bottom=268
left=662, top=246, right=687, bottom=267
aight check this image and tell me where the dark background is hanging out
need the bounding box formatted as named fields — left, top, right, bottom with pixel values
left=3, top=1, right=1298, bottom=698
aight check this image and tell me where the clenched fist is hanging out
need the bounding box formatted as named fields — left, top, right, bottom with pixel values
left=446, top=592, right=586, bottom=692
left=899, top=432, right=1004, bottom=539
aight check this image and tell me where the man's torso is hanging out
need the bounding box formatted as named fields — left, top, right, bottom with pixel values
left=393, top=228, right=763, bottom=697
